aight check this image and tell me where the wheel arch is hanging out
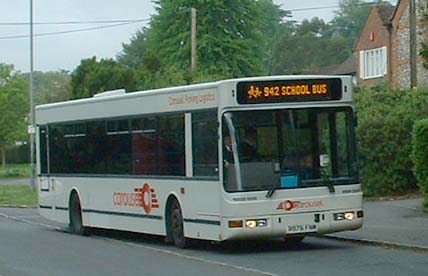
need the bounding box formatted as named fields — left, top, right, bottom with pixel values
left=164, top=193, right=182, bottom=239
left=68, top=188, right=82, bottom=224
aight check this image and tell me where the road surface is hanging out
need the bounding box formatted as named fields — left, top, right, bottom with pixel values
left=0, top=207, right=426, bottom=276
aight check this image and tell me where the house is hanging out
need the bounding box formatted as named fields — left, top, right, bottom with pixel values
left=355, top=0, right=428, bottom=89
left=309, top=55, right=357, bottom=84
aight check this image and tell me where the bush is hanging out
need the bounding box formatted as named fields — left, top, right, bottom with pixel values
left=412, top=118, right=428, bottom=210
left=356, top=86, right=428, bottom=196
left=6, top=144, right=30, bottom=164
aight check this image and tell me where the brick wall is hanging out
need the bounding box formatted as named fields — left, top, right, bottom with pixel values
left=391, top=0, right=428, bottom=89
left=355, top=7, right=391, bottom=85
left=417, top=0, right=428, bottom=86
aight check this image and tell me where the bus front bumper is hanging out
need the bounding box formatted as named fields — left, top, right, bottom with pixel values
left=221, top=209, right=364, bottom=241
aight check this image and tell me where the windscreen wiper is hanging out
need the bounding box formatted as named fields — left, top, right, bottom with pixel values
left=266, top=183, right=277, bottom=198
left=266, top=161, right=280, bottom=198
left=321, top=171, right=335, bottom=193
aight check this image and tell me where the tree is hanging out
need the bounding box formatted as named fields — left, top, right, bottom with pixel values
left=19, top=70, right=71, bottom=105
left=118, top=0, right=285, bottom=89
left=71, top=57, right=137, bottom=99
left=116, top=28, right=150, bottom=70
left=0, top=64, right=29, bottom=166
left=271, top=18, right=349, bottom=74
left=34, top=70, right=71, bottom=105
left=271, top=0, right=380, bottom=75
left=329, top=0, right=374, bottom=50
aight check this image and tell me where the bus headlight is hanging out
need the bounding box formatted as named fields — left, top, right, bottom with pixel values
left=344, top=212, right=355, bottom=220
left=245, top=219, right=268, bottom=228
left=334, top=212, right=355, bottom=221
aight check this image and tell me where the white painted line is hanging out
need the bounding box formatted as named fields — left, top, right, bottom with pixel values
left=108, top=238, right=281, bottom=276
left=0, top=212, right=61, bottom=231
left=1, top=211, right=281, bottom=275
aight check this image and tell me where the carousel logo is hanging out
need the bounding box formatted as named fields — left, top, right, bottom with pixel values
left=277, top=200, right=323, bottom=211
left=113, top=183, right=159, bottom=214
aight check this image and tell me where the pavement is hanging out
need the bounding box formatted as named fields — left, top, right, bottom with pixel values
left=1, top=178, right=428, bottom=251
left=0, top=177, right=31, bottom=186
left=328, top=197, right=428, bottom=251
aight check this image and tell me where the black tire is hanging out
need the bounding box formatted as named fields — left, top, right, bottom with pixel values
left=168, top=199, right=188, bottom=248
left=69, top=193, right=89, bottom=236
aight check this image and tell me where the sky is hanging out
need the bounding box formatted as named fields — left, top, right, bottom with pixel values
left=0, top=0, right=388, bottom=73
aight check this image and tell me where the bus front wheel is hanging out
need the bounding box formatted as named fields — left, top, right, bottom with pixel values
left=69, top=193, right=89, bottom=236
left=168, top=199, right=188, bottom=248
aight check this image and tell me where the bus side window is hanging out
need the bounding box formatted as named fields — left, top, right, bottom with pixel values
left=39, top=126, right=48, bottom=174
left=192, top=111, right=218, bottom=177
left=158, top=114, right=185, bottom=176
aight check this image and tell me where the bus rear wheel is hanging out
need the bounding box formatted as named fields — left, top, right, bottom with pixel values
left=69, top=193, right=89, bottom=236
left=168, top=200, right=188, bottom=248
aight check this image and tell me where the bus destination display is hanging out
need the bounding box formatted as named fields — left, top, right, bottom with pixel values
left=237, top=78, right=342, bottom=104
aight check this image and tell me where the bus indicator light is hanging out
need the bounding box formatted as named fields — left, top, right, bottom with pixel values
left=228, top=220, right=243, bottom=228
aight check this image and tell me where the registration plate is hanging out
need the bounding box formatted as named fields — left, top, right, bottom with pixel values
left=287, top=224, right=317, bottom=234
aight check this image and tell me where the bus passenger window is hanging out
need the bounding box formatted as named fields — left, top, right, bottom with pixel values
left=192, top=111, right=219, bottom=177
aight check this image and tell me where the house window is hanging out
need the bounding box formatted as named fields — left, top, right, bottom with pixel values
left=359, top=46, right=387, bottom=79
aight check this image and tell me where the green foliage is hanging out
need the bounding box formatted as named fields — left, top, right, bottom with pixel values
left=272, top=0, right=376, bottom=74
left=119, top=0, right=285, bottom=89
left=412, top=119, right=428, bottom=210
left=0, top=185, right=37, bottom=207
left=0, top=63, right=29, bottom=166
left=116, top=0, right=378, bottom=85
left=34, top=71, right=71, bottom=105
left=271, top=18, right=350, bottom=74
left=71, top=57, right=137, bottom=99
left=356, top=86, right=428, bottom=196
left=329, top=0, right=373, bottom=49
left=19, top=70, right=71, bottom=105
left=117, top=28, right=150, bottom=69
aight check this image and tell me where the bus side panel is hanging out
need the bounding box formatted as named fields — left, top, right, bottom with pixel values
left=177, top=180, right=221, bottom=241
left=47, top=176, right=222, bottom=241
left=38, top=177, right=56, bottom=221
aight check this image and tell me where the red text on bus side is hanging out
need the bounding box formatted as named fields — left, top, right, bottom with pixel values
left=113, top=183, right=159, bottom=214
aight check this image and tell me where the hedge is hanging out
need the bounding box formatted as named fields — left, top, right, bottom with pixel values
left=355, top=85, right=428, bottom=196
left=412, top=118, right=428, bottom=210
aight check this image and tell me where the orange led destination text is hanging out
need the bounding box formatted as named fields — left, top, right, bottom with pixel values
left=247, top=84, right=328, bottom=99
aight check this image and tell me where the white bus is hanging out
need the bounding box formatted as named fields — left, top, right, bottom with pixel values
left=36, top=75, right=363, bottom=248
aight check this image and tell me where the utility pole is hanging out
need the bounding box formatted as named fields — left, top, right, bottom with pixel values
left=191, top=8, right=197, bottom=72
left=29, top=0, right=35, bottom=191
left=410, top=0, right=418, bottom=88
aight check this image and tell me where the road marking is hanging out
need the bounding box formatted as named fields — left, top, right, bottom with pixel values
left=108, top=238, right=281, bottom=276
left=0, top=212, right=61, bottom=231
left=1, top=212, right=280, bottom=276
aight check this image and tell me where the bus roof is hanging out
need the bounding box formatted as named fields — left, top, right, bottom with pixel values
left=35, top=75, right=353, bottom=124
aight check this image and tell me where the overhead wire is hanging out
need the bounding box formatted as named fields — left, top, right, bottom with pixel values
left=0, top=19, right=150, bottom=26
left=0, top=19, right=150, bottom=40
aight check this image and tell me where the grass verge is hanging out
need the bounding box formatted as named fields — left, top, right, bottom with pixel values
left=0, top=164, right=31, bottom=178
left=0, top=185, right=37, bottom=206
